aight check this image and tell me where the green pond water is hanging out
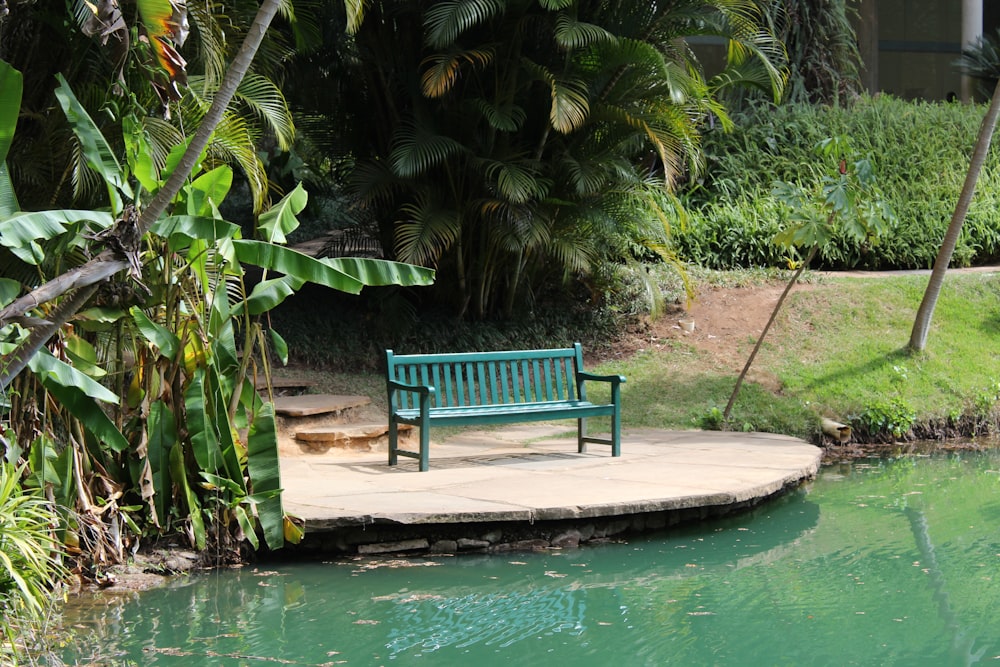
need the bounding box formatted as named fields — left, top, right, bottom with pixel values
left=60, top=450, right=1000, bottom=666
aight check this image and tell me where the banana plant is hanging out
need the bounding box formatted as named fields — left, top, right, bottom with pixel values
left=0, top=62, right=434, bottom=559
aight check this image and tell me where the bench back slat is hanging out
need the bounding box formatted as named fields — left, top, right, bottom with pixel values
left=387, top=346, right=586, bottom=409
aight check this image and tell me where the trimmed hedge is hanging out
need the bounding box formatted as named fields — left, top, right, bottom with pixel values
left=677, top=96, right=1000, bottom=270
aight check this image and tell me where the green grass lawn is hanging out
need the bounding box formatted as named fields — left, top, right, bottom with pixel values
left=599, top=271, right=1000, bottom=441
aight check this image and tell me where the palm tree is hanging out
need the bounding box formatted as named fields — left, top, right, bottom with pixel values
left=756, top=0, right=862, bottom=104
left=909, top=79, right=1000, bottom=352
left=341, top=0, right=785, bottom=318
left=0, top=0, right=300, bottom=214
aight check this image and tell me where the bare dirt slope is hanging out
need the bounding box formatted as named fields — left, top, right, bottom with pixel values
left=601, top=281, right=810, bottom=391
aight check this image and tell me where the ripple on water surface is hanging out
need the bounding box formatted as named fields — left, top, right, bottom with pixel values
left=60, top=450, right=1000, bottom=666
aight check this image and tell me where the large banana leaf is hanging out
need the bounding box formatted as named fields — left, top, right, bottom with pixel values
left=28, top=348, right=118, bottom=404
left=232, top=241, right=365, bottom=294
left=0, top=163, right=18, bottom=218
left=26, top=435, right=61, bottom=488
left=147, top=400, right=177, bottom=527
left=185, top=165, right=233, bottom=217
left=258, top=182, right=306, bottom=244
left=169, top=443, right=206, bottom=550
left=210, top=367, right=247, bottom=493
left=246, top=401, right=283, bottom=550
left=0, top=210, right=114, bottom=265
left=322, top=257, right=435, bottom=287
left=131, top=306, right=180, bottom=360
left=183, top=368, right=224, bottom=472
left=54, top=74, right=133, bottom=212
left=26, top=438, right=75, bottom=520
left=136, top=0, right=189, bottom=99
left=28, top=351, right=130, bottom=453
left=208, top=290, right=241, bottom=375
left=149, top=215, right=242, bottom=250
left=0, top=60, right=21, bottom=167
left=0, top=278, right=20, bottom=307
left=240, top=275, right=304, bottom=316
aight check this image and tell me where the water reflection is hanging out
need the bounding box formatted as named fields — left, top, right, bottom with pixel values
left=59, top=451, right=1000, bottom=666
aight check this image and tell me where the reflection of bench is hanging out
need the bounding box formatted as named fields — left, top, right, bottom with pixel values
left=385, top=343, right=625, bottom=471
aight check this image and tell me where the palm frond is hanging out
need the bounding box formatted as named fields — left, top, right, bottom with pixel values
left=233, top=73, right=296, bottom=150
left=710, top=43, right=785, bottom=102
left=421, top=47, right=495, bottom=98
left=554, top=14, right=617, bottom=50
left=202, top=112, right=268, bottom=213
left=424, top=0, right=505, bottom=50
left=559, top=153, right=610, bottom=196
left=139, top=117, right=186, bottom=173
left=350, top=158, right=405, bottom=205
left=523, top=61, right=591, bottom=133
left=344, top=0, right=368, bottom=34
left=481, top=203, right=548, bottom=255
left=388, top=120, right=467, bottom=178
left=186, top=1, right=229, bottom=87
left=482, top=158, right=549, bottom=204
left=546, top=226, right=594, bottom=274
left=395, top=191, right=461, bottom=264
left=470, top=98, right=527, bottom=132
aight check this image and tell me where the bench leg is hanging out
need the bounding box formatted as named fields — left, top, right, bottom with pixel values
left=419, top=425, right=430, bottom=472
left=578, top=418, right=587, bottom=453
left=612, top=407, right=621, bottom=457
left=418, top=393, right=431, bottom=472
left=388, top=420, right=398, bottom=466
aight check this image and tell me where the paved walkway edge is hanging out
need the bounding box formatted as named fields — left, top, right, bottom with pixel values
left=278, top=427, right=822, bottom=556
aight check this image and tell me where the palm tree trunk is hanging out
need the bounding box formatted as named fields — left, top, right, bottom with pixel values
left=909, top=79, right=1000, bottom=352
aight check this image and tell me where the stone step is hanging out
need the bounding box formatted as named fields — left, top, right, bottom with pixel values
left=255, top=377, right=317, bottom=396
left=295, top=422, right=413, bottom=451
left=274, top=394, right=370, bottom=417
left=287, top=422, right=414, bottom=455
left=274, top=395, right=376, bottom=452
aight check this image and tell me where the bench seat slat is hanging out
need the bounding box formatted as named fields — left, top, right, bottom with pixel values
left=394, top=399, right=615, bottom=425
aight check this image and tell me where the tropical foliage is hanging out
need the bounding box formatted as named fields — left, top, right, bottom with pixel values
left=0, top=462, right=66, bottom=662
left=317, top=0, right=785, bottom=319
left=0, top=0, right=301, bottom=214
left=757, top=0, right=861, bottom=104
left=722, top=134, right=894, bottom=419
left=679, top=96, right=1000, bottom=270
left=956, top=29, right=1000, bottom=101
left=0, top=0, right=433, bottom=576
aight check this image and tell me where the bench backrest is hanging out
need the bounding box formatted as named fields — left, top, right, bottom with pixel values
left=386, top=344, right=588, bottom=410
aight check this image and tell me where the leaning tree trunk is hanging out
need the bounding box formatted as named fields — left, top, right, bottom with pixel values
left=909, top=79, right=1000, bottom=352
left=723, top=245, right=818, bottom=421
left=0, top=0, right=284, bottom=390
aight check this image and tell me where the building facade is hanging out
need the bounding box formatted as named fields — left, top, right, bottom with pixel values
left=859, top=0, right=1000, bottom=100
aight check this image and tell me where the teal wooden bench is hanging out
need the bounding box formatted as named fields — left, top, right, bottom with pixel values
left=385, top=343, right=625, bottom=471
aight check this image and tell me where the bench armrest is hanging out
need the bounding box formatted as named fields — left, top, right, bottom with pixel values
left=577, top=371, right=626, bottom=386
left=388, top=379, right=436, bottom=396
left=387, top=379, right=436, bottom=416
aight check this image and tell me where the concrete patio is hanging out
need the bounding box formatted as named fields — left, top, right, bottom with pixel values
left=278, top=425, right=822, bottom=555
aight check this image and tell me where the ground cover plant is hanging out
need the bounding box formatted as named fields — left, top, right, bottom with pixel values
left=678, top=95, right=1000, bottom=270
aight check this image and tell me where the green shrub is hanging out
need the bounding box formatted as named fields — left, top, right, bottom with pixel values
left=678, top=95, right=1000, bottom=270
left=0, top=461, right=66, bottom=660
left=852, top=397, right=917, bottom=442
